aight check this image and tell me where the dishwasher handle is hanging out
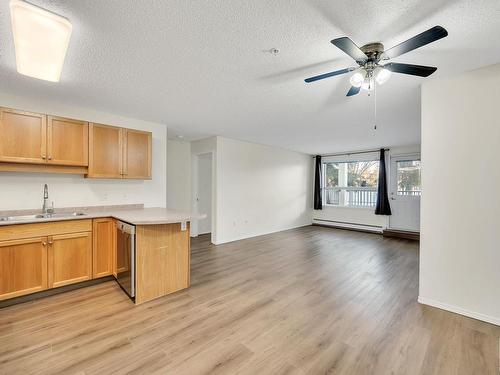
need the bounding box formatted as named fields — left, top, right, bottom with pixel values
left=116, top=220, right=135, bottom=235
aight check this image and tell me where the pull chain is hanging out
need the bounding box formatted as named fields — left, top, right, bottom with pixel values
left=373, top=82, right=377, bottom=130
left=366, top=76, right=377, bottom=130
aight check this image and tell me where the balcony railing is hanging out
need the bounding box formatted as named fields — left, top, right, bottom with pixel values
left=398, top=190, right=421, bottom=196
left=323, top=187, right=422, bottom=207
left=323, top=187, right=377, bottom=207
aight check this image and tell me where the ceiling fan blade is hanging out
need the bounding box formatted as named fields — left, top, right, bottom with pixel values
left=304, top=68, right=351, bottom=83
left=385, top=62, right=437, bottom=77
left=346, top=86, right=361, bottom=96
left=384, top=26, right=448, bottom=59
left=331, top=37, right=368, bottom=63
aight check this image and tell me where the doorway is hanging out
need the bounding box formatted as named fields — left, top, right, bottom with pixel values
left=195, top=153, right=212, bottom=235
left=389, top=154, right=421, bottom=232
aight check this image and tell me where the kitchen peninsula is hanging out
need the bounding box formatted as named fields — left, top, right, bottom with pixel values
left=0, top=205, right=204, bottom=305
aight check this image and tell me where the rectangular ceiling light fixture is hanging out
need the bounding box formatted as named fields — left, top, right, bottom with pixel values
left=10, top=0, right=72, bottom=82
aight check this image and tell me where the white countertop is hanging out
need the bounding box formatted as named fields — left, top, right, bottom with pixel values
left=0, top=206, right=206, bottom=226
left=109, top=208, right=206, bottom=225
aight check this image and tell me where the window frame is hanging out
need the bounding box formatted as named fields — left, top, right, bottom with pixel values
left=321, top=152, right=380, bottom=209
left=390, top=154, right=422, bottom=201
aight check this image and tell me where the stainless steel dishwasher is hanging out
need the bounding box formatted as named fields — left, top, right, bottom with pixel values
left=116, top=220, right=136, bottom=299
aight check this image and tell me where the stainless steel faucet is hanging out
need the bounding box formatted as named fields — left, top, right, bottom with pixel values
left=42, top=184, right=54, bottom=215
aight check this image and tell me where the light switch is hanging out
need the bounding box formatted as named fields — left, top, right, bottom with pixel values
left=181, top=221, right=187, bottom=231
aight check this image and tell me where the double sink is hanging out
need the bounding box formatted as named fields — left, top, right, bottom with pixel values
left=0, top=212, right=86, bottom=222
left=0, top=184, right=88, bottom=223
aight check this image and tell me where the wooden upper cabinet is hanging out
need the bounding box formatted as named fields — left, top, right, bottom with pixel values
left=0, top=237, right=48, bottom=301
left=92, top=218, right=116, bottom=279
left=0, top=108, right=47, bottom=164
left=0, top=108, right=89, bottom=169
left=47, top=116, right=88, bottom=166
left=48, top=231, right=92, bottom=289
left=88, top=124, right=152, bottom=179
left=0, top=106, right=152, bottom=179
left=88, top=123, right=123, bottom=178
left=122, top=129, right=152, bottom=179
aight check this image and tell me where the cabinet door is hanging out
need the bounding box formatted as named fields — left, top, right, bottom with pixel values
left=92, top=218, right=115, bottom=279
left=0, top=237, right=48, bottom=300
left=0, top=107, right=47, bottom=164
left=122, top=129, right=152, bottom=179
left=48, top=232, right=92, bottom=288
left=47, top=116, right=89, bottom=166
left=88, top=123, right=122, bottom=178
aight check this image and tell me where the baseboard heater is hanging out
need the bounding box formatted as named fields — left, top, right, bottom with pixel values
left=312, top=219, right=383, bottom=233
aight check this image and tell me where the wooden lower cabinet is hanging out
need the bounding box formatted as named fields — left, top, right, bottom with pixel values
left=135, top=223, right=190, bottom=304
left=48, top=232, right=93, bottom=288
left=92, top=218, right=116, bottom=278
left=0, top=219, right=191, bottom=304
left=0, top=237, right=48, bottom=301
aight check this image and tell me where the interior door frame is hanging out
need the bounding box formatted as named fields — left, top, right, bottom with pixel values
left=191, top=151, right=215, bottom=243
left=389, top=153, right=421, bottom=230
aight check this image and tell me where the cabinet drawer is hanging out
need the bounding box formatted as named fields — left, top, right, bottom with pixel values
left=0, top=219, right=92, bottom=242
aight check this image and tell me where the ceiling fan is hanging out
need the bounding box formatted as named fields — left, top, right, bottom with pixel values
left=304, top=26, right=448, bottom=96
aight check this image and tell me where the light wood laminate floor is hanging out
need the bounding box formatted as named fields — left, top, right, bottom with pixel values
left=1, top=226, right=499, bottom=374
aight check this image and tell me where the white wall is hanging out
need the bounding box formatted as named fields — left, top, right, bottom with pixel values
left=419, top=63, right=500, bottom=325
left=166, top=139, right=191, bottom=211
left=312, top=145, right=420, bottom=232
left=0, top=92, right=167, bottom=210
left=216, top=137, right=312, bottom=244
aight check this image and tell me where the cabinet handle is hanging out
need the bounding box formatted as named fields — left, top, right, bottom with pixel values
left=48, top=156, right=52, bottom=160
left=48, top=241, right=53, bottom=245
left=42, top=242, right=47, bottom=246
left=42, top=155, right=46, bottom=160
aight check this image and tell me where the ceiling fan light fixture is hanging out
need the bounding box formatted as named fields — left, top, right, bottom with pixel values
left=349, top=70, right=366, bottom=88
left=9, top=0, right=72, bottom=82
left=374, top=67, right=391, bottom=85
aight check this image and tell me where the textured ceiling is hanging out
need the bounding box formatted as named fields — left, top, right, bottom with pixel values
left=0, top=0, right=499, bottom=154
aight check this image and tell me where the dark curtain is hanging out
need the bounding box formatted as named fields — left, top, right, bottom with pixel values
left=375, top=148, right=392, bottom=215
left=314, top=155, right=322, bottom=210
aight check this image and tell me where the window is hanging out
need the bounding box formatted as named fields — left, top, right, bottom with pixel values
left=322, top=159, right=379, bottom=207
left=396, top=159, right=421, bottom=196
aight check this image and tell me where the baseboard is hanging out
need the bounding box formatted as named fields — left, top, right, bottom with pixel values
left=312, top=219, right=383, bottom=234
left=418, top=296, right=500, bottom=326
left=0, top=276, right=115, bottom=309
left=383, top=229, right=420, bottom=241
